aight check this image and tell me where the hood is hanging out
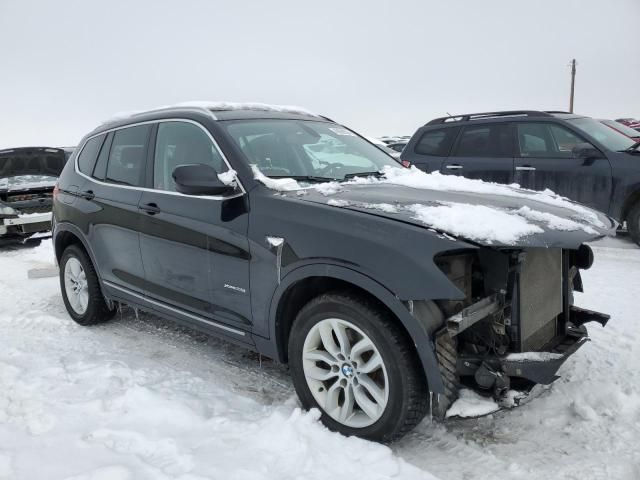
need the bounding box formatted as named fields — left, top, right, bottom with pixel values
left=0, top=147, right=65, bottom=191
left=284, top=181, right=616, bottom=248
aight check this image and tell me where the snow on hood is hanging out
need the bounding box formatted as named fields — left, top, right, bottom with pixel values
left=257, top=166, right=616, bottom=247
left=0, top=175, right=57, bottom=192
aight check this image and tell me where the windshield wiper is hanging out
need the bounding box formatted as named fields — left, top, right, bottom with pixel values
left=342, top=171, right=384, bottom=181
left=621, top=141, right=640, bottom=153
left=268, top=175, right=338, bottom=183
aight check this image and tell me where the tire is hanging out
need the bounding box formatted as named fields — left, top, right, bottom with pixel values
left=288, top=292, right=429, bottom=442
left=59, top=244, right=115, bottom=326
left=628, top=202, right=640, bottom=247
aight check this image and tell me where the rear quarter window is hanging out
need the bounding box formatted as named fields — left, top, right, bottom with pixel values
left=77, top=134, right=106, bottom=175
left=414, top=127, right=460, bottom=156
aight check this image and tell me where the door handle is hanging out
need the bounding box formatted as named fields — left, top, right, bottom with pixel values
left=80, top=190, right=95, bottom=200
left=139, top=202, right=161, bottom=215
left=446, top=164, right=464, bottom=170
left=515, top=166, right=536, bottom=171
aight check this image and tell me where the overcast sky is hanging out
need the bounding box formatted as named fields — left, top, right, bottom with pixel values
left=1, top=0, right=638, bottom=148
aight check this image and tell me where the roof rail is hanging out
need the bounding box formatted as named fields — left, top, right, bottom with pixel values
left=543, top=110, right=572, bottom=114
left=426, top=110, right=553, bottom=125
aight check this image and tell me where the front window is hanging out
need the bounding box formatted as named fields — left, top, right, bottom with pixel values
left=222, top=119, right=400, bottom=181
left=568, top=117, right=636, bottom=152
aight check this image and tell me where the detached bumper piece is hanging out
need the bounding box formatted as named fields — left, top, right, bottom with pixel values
left=0, top=212, right=52, bottom=237
left=458, top=306, right=610, bottom=389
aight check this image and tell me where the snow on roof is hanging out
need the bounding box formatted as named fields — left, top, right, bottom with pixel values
left=103, top=101, right=318, bottom=124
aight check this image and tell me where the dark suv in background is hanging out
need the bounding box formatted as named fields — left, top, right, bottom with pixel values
left=402, top=111, right=640, bottom=245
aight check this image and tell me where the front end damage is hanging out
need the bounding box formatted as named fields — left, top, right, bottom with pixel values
left=431, top=244, right=609, bottom=414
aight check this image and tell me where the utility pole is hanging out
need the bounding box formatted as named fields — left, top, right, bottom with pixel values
left=569, top=59, right=576, bottom=113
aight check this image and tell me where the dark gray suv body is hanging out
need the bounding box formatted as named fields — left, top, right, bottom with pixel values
left=402, top=111, right=640, bottom=244
left=53, top=104, right=614, bottom=441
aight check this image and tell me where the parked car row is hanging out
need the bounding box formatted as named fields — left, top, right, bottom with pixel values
left=52, top=102, right=616, bottom=442
left=616, top=118, right=640, bottom=131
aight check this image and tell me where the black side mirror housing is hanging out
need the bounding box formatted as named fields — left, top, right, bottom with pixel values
left=172, top=164, right=236, bottom=196
left=572, top=143, right=602, bottom=160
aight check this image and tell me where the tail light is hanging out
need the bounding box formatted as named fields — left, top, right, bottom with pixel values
left=53, top=183, right=60, bottom=200
left=401, top=159, right=411, bottom=168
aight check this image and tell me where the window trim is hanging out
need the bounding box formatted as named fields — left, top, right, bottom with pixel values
left=74, top=118, right=246, bottom=200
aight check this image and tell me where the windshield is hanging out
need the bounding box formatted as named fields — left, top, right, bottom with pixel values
left=223, top=119, right=400, bottom=181
left=601, top=119, right=640, bottom=138
left=568, top=118, right=636, bottom=151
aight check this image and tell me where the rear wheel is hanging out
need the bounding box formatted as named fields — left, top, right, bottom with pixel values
left=288, top=292, right=429, bottom=442
left=60, top=244, right=115, bottom=325
left=628, top=202, right=640, bottom=247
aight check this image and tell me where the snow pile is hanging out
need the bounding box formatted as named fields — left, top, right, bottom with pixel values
left=505, top=351, right=564, bottom=362
left=327, top=200, right=399, bottom=214
left=515, top=206, right=598, bottom=235
left=409, top=203, right=544, bottom=244
left=313, top=181, right=343, bottom=196
left=445, top=389, right=500, bottom=418
left=218, top=169, right=238, bottom=186
left=251, top=165, right=301, bottom=191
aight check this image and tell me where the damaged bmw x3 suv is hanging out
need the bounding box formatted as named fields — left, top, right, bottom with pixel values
left=52, top=103, right=615, bottom=442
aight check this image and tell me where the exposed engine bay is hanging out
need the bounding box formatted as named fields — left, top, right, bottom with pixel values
left=0, top=147, right=67, bottom=241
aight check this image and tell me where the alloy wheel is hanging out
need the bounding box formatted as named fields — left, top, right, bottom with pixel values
left=302, top=317, right=389, bottom=428
left=64, top=257, right=89, bottom=315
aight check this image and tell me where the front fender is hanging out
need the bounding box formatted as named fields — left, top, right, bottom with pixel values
left=268, top=263, right=446, bottom=394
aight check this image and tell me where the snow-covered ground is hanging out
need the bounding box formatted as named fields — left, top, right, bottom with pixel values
left=1, top=237, right=639, bottom=479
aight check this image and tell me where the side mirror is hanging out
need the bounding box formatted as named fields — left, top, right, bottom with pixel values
left=572, top=143, right=602, bottom=161
left=172, top=164, right=236, bottom=196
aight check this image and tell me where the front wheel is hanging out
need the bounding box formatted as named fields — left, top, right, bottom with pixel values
left=60, top=244, right=115, bottom=326
left=288, top=293, right=429, bottom=442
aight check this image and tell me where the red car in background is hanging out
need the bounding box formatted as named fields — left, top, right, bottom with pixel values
left=616, top=118, right=640, bottom=131
left=602, top=119, right=640, bottom=142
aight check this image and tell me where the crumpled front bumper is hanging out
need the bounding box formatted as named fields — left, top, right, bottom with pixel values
left=458, top=306, right=610, bottom=386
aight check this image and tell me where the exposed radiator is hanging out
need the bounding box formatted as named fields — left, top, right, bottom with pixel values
left=519, top=248, right=563, bottom=351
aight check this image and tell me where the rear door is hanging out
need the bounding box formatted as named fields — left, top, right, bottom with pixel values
left=138, top=120, right=252, bottom=335
left=441, top=123, right=515, bottom=183
left=513, top=122, right=612, bottom=212
left=83, top=124, right=151, bottom=297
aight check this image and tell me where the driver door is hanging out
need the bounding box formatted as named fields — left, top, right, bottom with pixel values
left=138, top=120, right=252, bottom=334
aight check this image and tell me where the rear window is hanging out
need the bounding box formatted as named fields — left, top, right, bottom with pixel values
left=414, top=127, right=459, bottom=156
left=77, top=134, right=105, bottom=176
left=453, top=124, right=513, bottom=157
left=105, top=125, right=151, bottom=186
